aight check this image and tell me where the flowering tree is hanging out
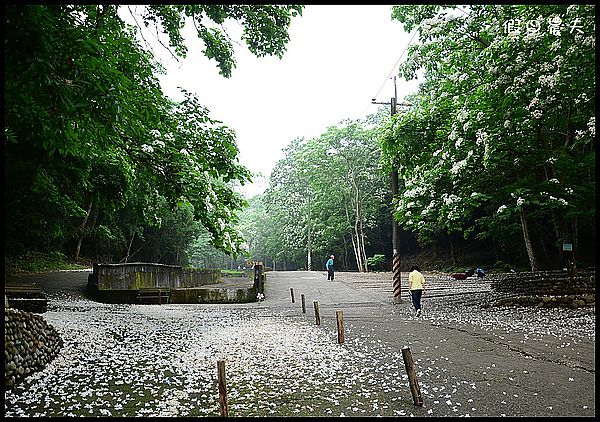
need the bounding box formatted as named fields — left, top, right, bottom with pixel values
left=4, top=5, right=303, bottom=262
left=382, top=4, right=595, bottom=270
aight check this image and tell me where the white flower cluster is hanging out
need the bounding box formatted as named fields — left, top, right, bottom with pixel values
left=538, top=73, right=558, bottom=88
left=526, top=97, right=540, bottom=111
left=549, top=196, right=568, bottom=206
left=141, top=144, right=154, bottom=153
left=575, top=93, right=589, bottom=105
left=575, top=130, right=587, bottom=140
left=442, top=193, right=460, bottom=206
left=450, top=158, right=467, bottom=175
left=587, top=116, right=595, bottom=137
left=457, top=109, right=469, bottom=123
left=496, top=204, right=507, bottom=214
left=475, top=129, right=489, bottom=146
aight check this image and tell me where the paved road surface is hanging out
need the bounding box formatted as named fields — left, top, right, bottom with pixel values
left=4, top=269, right=595, bottom=417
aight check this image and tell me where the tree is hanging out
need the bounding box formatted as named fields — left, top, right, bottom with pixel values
left=381, top=4, right=595, bottom=270
left=4, top=5, right=304, bottom=263
left=258, top=118, right=390, bottom=272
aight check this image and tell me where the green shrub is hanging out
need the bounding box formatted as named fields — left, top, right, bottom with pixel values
left=367, top=254, right=387, bottom=272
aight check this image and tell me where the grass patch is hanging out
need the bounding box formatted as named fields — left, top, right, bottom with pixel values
left=4, top=251, right=90, bottom=276
left=221, top=269, right=246, bottom=278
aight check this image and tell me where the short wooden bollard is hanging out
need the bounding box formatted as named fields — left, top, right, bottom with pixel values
left=290, top=288, right=295, bottom=303
left=217, top=360, right=228, bottom=416
left=401, top=346, right=423, bottom=406
left=301, top=294, right=306, bottom=313
left=336, top=310, right=345, bottom=344
left=314, top=301, right=321, bottom=325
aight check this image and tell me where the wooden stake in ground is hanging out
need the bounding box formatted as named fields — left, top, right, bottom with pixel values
left=336, top=310, right=345, bottom=344
left=290, top=288, right=295, bottom=303
left=401, top=346, right=423, bottom=406
left=217, top=360, right=228, bottom=416
left=314, top=301, right=321, bottom=325
left=301, top=294, right=306, bottom=313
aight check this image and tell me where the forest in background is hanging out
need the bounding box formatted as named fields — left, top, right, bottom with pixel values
left=4, top=5, right=595, bottom=274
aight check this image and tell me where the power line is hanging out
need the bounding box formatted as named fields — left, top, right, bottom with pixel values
left=371, top=25, right=420, bottom=102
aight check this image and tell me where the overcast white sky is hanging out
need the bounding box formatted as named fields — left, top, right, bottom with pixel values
left=125, top=5, right=421, bottom=197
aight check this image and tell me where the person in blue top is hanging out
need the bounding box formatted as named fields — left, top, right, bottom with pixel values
left=326, top=255, right=335, bottom=281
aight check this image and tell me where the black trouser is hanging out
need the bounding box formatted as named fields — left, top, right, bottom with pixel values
left=410, top=289, right=422, bottom=311
left=327, top=268, right=334, bottom=280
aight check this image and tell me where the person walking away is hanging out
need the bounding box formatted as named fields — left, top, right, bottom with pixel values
left=408, top=265, right=425, bottom=316
left=326, top=255, right=335, bottom=281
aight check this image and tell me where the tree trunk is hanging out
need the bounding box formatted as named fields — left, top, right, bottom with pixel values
left=351, top=172, right=367, bottom=273
left=449, top=236, right=458, bottom=266
left=492, top=238, right=499, bottom=262
left=519, top=207, right=538, bottom=271
left=75, top=200, right=93, bottom=261
left=307, top=189, right=312, bottom=271
left=121, top=218, right=138, bottom=263
left=344, top=198, right=360, bottom=271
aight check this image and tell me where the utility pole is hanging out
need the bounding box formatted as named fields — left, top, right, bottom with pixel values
left=307, top=189, right=312, bottom=271
left=372, top=76, right=410, bottom=304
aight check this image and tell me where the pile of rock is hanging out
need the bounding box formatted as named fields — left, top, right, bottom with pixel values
left=4, top=304, right=63, bottom=389
left=492, top=293, right=595, bottom=309
left=483, top=268, right=595, bottom=309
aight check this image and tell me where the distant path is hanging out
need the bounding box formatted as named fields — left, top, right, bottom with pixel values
left=263, top=270, right=491, bottom=307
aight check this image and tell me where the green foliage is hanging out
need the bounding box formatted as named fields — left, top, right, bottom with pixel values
left=366, top=254, right=387, bottom=271
left=221, top=269, right=246, bottom=278
left=251, top=118, right=392, bottom=271
left=144, top=5, right=304, bottom=77
left=4, top=4, right=303, bottom=267
left=383, top=4, right=595, bottom=268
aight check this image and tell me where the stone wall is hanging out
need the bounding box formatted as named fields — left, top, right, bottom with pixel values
left=4, top=307, right=63, bottom=389
left=483, top=268, right=595, bottom=309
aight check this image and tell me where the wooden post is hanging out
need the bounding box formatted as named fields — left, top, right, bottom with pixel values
left=336, top=310, right=345, bottom=344
left=401, top=346, right=423, bottom=406
left=217, top=360, right=228, bottom=416
left=290, top=288, right=295, bottom=303
left=301, top=294, right=306, bottom=313
left=254, top=264, right=264, bottom=295
left=157, top=288, right=162, bottom=305
left=314, top=301, right=321, bottom=325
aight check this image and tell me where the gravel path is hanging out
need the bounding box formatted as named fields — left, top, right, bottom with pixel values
left=4, top=270, right=595, bottom=417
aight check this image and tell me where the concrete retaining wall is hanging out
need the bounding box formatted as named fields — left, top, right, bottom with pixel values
left=87, top=263, right=258, bottom=304
left=91, top=263, right=220, bottom=290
